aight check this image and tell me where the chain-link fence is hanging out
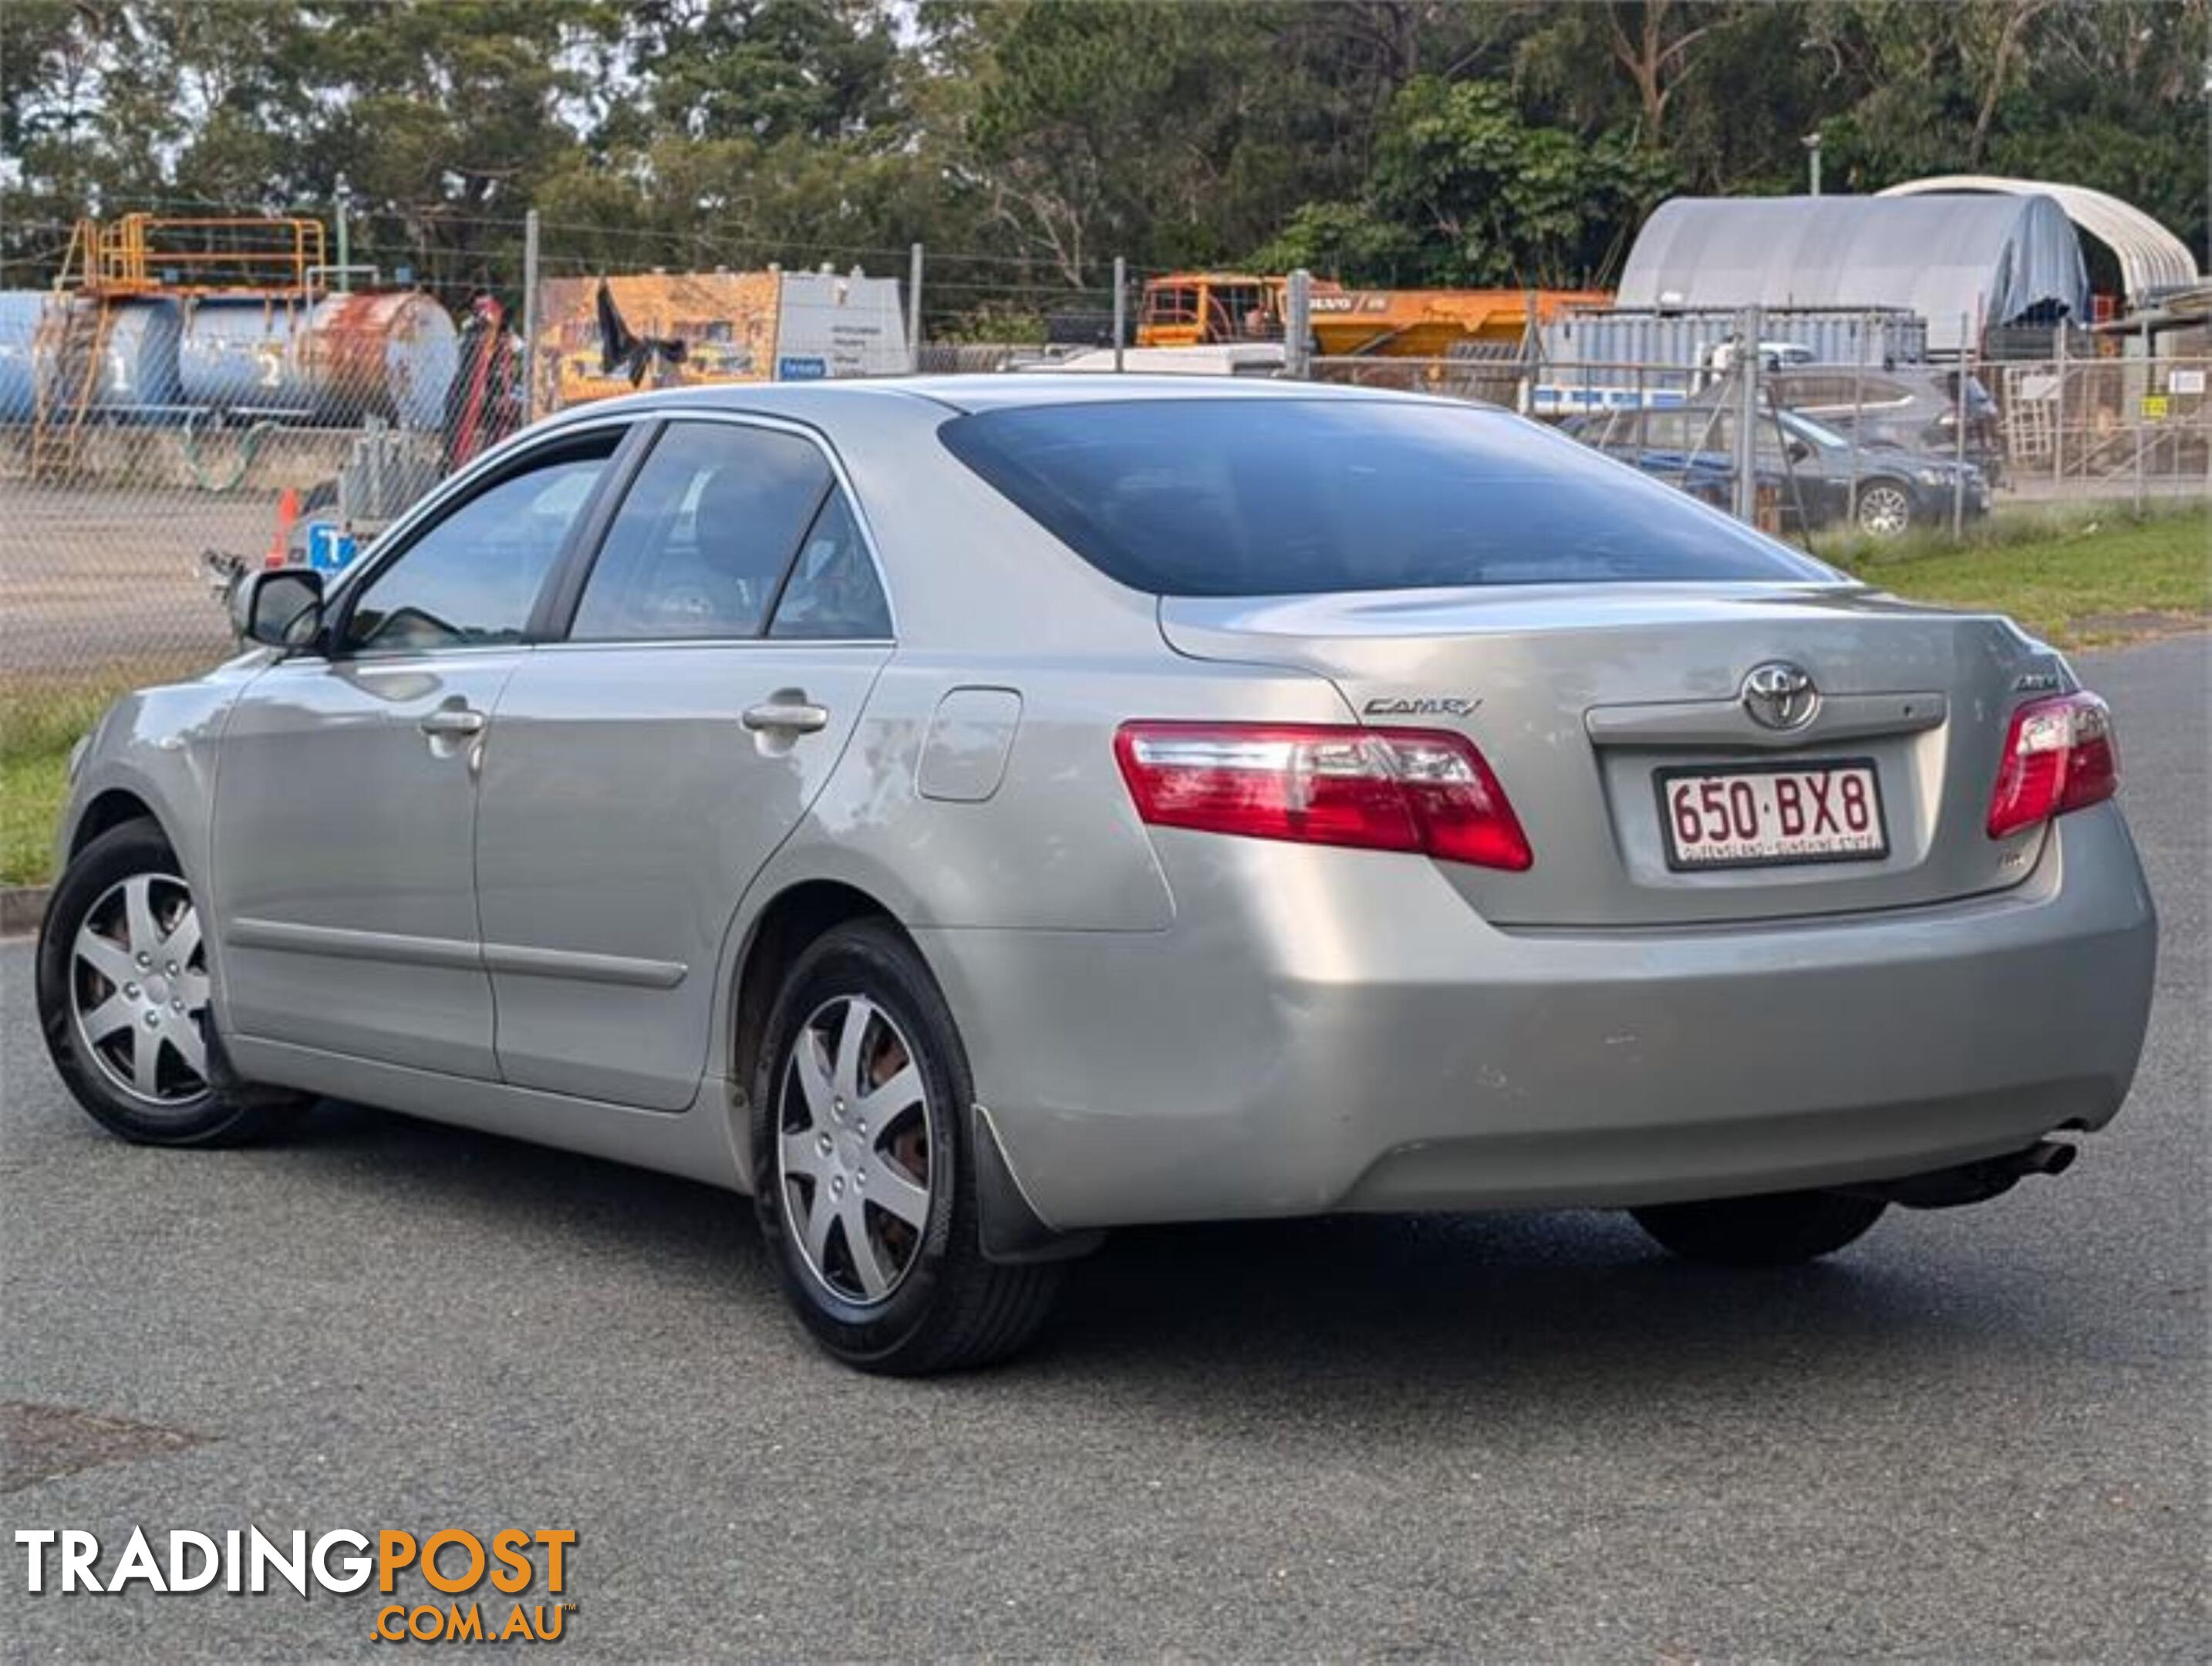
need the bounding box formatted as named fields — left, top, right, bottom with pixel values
left=1991, top=355, right=2212, bottom=495
left=0, top=211, right=1147, bottom=696
left=2, top=215, right=2206, bottom=711
left=1, top=288, right=510, bottom=687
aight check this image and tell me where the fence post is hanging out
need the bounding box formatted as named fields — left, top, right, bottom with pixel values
left=2052, top=325, right=2067, bottom=487
left=1846, top=314, right=1865, bottom=531
left=1285, top=268, right=1312, bottom=379
left=906, top=242, right=924, bottom=371
left=2135, top=315, right=2151, bottom=514
left=1954, top=312, right=1970, bottom=538
left=1112, top=255, right=1126, bottom=373
left=334, top=174, right=352, bottom=293
left=521, top=207, right=541, bottom=425
left=1731, top=305, right=1761, bottom=523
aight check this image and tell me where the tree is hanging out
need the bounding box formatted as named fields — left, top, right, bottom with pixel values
left=2, top=1, right=2203, bottom=325
left=1256, top=76, right=1667, bottom=287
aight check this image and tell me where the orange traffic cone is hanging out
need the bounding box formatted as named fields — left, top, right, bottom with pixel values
left=266, top=486, right=302, bottom=568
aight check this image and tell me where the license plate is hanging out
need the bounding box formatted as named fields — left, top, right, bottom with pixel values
left=1657, top=759, right=1887, bottom=870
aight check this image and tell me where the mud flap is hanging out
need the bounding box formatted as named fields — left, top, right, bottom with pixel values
left=972, top=1104, right=1106, bottom=1265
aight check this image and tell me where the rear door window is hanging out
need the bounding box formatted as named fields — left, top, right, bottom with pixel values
left=768, top=491, right=892, bottom=640
left=569, top=421, right=832, bottom=641
left=942, top=400, right=1829, bottom=595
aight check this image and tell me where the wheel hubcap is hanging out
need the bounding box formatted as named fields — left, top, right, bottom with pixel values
left=776, top=995, right=932, bottom=1305
left=70, top=872, right=212, bottom=1108
left=1859, top=487, right=1909, bottom=536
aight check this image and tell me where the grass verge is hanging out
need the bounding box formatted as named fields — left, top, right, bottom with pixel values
left=1, top=681, right=139, bottom=889
left=1817, top=501, right=2210, bottom=648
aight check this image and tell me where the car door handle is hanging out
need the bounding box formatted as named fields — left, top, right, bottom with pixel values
left=419, top=707, right=487, bottom=738
left=742, top=700, right=829, bottom=735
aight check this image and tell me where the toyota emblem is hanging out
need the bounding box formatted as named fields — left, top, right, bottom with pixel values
left=1742, top=661, right=1819, bottom=730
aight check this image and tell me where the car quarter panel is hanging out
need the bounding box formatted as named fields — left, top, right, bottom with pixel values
left=723, top=389, right=1274, bottom=935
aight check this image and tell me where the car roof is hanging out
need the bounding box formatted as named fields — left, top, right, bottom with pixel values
left=535, top=372, right=1433, bottom=428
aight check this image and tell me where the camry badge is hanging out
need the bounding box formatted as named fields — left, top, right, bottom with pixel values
left=1364, top=696, right=1479, bottom=718
left=1742, top=661, right=1819, bottom=730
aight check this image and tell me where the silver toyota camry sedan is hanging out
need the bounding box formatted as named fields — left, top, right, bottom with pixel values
left=39, top=377, right=2157, bottom=1373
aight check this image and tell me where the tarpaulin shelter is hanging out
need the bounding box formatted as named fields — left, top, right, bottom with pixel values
left=1617, top=194, right=2091, bottom=352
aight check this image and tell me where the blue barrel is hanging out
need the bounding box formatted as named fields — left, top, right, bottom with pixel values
left=180, top=291, right=457, bottom=427
left=88, top=298, right=184, bottom=410
left=0, top=292, right=183, bottom=418
left=0, top=292, right=41, bottom=420
left=177, top=298, right=318, bottom=416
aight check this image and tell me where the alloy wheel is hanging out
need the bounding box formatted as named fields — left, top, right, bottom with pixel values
left=70, top=872, right=211, bottom=1108
left=776, top=995, right=934, bottom=1305
left=1856, top=485, right=1911, bottom=538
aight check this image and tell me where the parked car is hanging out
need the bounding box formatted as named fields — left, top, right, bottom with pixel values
left=1769, top=365, right=2005, bottom=484
left=40, top=377, right=2154, bottom=1374
left=1568, top=403, right=1989, bottom=537
left=1554, top=413, right=1792, bottom=517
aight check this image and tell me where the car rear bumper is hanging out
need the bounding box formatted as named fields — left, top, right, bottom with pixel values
left=918, top=803, right=2156, bottom=1231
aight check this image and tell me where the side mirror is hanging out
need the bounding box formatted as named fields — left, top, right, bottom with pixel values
left=234, top=567, right=326, bottom=649
left=1785, top=438, right=1812, bottom=464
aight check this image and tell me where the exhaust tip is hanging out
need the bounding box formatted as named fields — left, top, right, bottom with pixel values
left=2021, top=1139, right=2078, bottom=1178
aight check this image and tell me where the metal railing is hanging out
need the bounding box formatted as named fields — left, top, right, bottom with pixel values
left=56, top=214, right=329, bottom=299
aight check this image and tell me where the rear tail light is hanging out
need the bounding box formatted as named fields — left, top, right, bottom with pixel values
left=1113, top=722, right=1533, bottom=872
left=1986, top=691, right=2118, bottom=839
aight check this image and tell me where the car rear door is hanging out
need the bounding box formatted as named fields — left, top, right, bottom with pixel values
left=474, top=415, right=894, bottom=1109
left=211, top=423, right=630, bottom=1078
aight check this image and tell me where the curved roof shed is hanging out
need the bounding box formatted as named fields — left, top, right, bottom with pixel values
left=1617, top=194, right=2090, bottom=352
left=1876, top=175, right=2200, bottom=307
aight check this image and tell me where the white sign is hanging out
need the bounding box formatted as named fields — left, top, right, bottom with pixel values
left=774, top=272, right=912, bottom=379
left=2167, top=369, right=2206, bottom=396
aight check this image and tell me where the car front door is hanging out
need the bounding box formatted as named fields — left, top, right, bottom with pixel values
left=474, top=416, right=895, bottom=1108
left=211, top=426, right=629, bottom=1078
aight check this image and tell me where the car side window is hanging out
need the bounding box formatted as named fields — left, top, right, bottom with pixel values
left=342, top=440, right=615, bottom=655
left=570, top=422, right=832, bottom=641
left=768, top=490, right=892, bottom=639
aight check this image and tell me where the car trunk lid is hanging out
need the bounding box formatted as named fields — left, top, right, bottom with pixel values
left=1158, top=582, right=2066, bottom=927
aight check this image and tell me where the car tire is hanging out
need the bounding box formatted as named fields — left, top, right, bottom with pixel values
left=1630, top=1191, right=1887, bottom=1266
left=749, top=919, right=1063, bottom=1374
left=35, top=818, right=308, bottom=1147
left=1855, top=481, right=1914, bottom=538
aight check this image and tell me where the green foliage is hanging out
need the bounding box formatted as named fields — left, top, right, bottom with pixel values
left=1371, top=76, right=1667, bottom=285
left=1249, top=202, right=1425, bottom=288
left=0, top=0, right=2203, bottom=335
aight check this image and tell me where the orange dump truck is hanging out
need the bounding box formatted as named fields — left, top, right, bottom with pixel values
left=1137, top=272, right=1610, bottom=356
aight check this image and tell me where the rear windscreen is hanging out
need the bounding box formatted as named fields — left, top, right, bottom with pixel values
left=939, top=398, right=1833, bottom=595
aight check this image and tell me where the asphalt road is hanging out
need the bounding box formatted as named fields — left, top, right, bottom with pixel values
left=3, top=634, right=2205, bottom=1662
